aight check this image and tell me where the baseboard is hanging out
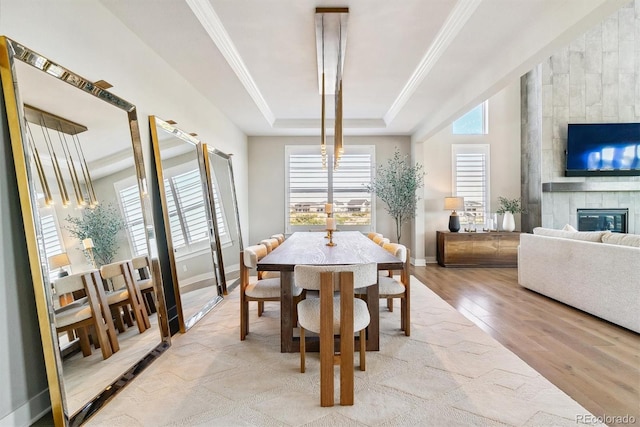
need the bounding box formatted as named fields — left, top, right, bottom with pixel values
left=411, top=257, right=426, bottom=267
left=0, top=389, right=50, bottom=427
left=425, top=256, right=437, bottom=264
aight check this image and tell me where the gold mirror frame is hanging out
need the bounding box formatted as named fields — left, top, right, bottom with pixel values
left=0, top=37, right=170, bottom=426
left=149, top=116, right=224, bottom=333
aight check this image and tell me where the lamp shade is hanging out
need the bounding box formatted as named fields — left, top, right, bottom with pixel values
left=48, top=253, right=70, bottom=269
left=82, top=238, right=94, bottom=250
left=444, top=197, right=465, bottom=211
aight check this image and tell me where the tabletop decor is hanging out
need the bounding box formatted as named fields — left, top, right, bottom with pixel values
left=496, top=196, right=525, bottom=232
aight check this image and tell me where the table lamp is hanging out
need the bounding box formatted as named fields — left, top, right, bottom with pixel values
left=444, top=196, right=465, bottom=232
left=82, top=238, right=96, bottom=268
left=48, top=253, right=71, bottom=277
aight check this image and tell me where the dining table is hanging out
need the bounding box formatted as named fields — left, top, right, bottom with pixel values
left=257, top=231, right=404, bottom=353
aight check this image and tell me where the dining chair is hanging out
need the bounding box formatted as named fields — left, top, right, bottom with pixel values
left=295, top=263, right=377, bottom=407
left=367, top=232, right=382, bottom=240
left=356, top=243, right=410, bottom=336
left=100, top=260, right=150, bottom=334
left=132, top=255, right=156, bottom=315
left=53, top=270, right=119, bottom=359
left=240, top=243, right=304, bottom=340
left=259, top=237, right=282, bottom=281
left=372, top=234, right=390, bottom=246
left=270, top=233, right=285, bottom=244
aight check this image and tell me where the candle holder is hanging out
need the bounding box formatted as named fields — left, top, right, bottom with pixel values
left=325, top=212, right=332, bottom=239
left=326, top=229, right=336, bottom=246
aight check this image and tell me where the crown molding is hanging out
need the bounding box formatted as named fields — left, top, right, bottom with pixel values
left=185, top=0, right=275, bottom=125
left=383, top=0, right=482, bottom=126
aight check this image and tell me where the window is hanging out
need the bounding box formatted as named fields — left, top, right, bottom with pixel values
left=452, top=101, right=488, bottom=135
left=285, top=145, right=374, bottom=232
left=452, top=144, right=490, bottom=225
left=40, top=212, right=64, bottom=281
left=118, top=184, right=148, bottom=257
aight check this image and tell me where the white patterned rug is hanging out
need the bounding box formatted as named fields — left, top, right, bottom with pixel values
left=87, top=277, right=603, bottom=426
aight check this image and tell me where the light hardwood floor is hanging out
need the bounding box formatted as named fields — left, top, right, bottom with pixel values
left=412, top=265, right=639, bottom=427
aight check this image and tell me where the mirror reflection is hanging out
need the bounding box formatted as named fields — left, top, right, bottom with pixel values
left=150, top=117, right=223, bottom=332
left=2, top=38, right=168, bottom=424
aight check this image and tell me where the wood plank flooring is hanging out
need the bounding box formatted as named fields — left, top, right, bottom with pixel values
left=412, top=265, right=639, bottom=427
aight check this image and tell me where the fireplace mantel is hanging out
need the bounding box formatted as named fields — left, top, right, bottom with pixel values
left=542, top=182, right=639, bottom=192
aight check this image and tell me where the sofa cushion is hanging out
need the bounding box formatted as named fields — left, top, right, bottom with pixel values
left=601, top=233, right=640, bottom=247
left=532, top=227, right=610, bottom=242
left=562, top=224, right=578, bottom=232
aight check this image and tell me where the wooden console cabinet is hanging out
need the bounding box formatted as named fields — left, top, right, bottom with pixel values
left=436, top=230, right=521, bottom=267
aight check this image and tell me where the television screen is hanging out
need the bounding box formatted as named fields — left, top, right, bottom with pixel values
left=565, top=123, right=640, bottom=176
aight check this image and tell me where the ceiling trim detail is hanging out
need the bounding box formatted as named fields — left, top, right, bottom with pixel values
left=383, top=0, right=482, bottom=126
left=185, top=0, right=276, bottom=125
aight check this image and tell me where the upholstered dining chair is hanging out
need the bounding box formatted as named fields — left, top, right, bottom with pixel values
left=356, top=243, right=410, bottom=336
left=53, top=270, right=119, bottom=359
left=295, top=263, right=377, bottom=407
left=372, top=234, right=390, bottom=246
left=367, top=232, right=382, bottom=240
left=240, top=244, right=304, bottom=340
left=270, top=233, right=285, bottom=244
left=259, top=237, right=282, bottom=281
left=100, top=260, right=150, bottom=334
left=132, top=255, right=156, bottom=315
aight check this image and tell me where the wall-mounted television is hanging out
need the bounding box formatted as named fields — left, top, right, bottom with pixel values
left=565, top=123, right=640, bottom=176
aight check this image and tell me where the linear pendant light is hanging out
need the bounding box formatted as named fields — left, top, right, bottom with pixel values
left=315, top=7, right=348, bottom=171
left=25, top=120, right=54, bottom=206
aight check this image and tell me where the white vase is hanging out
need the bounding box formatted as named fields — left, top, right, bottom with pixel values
left=502, top=212, right=515, bottom=232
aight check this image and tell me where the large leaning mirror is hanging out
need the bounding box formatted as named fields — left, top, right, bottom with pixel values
left=0, top=37, right=170, bottom=426
left=202, top=143, right=243, bottom=293
left=149, top=116, right=223, bottom=332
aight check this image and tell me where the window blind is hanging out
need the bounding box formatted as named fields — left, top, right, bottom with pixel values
left=119, top=184, right=148, bottom=256
left=453, top=147, right=489, bottom=223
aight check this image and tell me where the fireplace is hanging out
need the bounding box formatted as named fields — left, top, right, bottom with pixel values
left=577, top=208, right=628, bottom=233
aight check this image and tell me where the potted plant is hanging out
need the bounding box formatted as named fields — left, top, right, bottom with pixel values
left=366, top=149, right=424, bottom=243
left=65, top=203, right=126, bottom=267
left=496, top=196, right=525, bottom=232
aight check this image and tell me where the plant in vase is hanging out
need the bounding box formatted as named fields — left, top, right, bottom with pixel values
left=65, top=203, right=126, bottom=267
left=496, top=197, right=525, bottom=232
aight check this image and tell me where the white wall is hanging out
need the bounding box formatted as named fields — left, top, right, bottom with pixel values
left=247, top=136, right=411, bottom=247
left=0, top=0, right=247, bottom=424
left=418, top=80, right=522, bottom=262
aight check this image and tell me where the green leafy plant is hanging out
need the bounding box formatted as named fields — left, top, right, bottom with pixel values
left=65, top=203, right=126, bottom=267
left=496, top=197, right=526, bottom=214
left=366, top=149, right=425, bottom=243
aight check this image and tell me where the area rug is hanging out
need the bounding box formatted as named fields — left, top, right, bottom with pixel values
left=86, top=277, right=603, bottom=426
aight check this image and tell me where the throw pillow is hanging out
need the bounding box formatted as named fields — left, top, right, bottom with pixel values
left=601, top=233, right=640, bottom=247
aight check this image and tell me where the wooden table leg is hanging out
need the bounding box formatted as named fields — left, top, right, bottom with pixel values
left=365, top=280, right=379, bottom=351
left=280, top=270, right=294, bottom=353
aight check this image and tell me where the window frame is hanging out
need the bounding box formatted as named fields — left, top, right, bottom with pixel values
left=452, top=101, right=488, bottom=135
left=285, top=145, right=375, bottom=234
left=451, top=144, right=490, bottom=225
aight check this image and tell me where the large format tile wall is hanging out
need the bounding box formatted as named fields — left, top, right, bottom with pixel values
left=526, top=0, right=640, bottom=234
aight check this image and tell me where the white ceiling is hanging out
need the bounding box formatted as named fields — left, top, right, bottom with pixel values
left=100, top=0, right=627, bottom=141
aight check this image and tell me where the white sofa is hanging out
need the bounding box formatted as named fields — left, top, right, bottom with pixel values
left=518, top=228, right=640, bottom=333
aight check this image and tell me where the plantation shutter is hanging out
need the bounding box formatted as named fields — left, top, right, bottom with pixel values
left=287, top=149, right=328, bottom=226
left=332, top=150, right=372, bottom=225
left=119, top=184, right=148, bottom=256
left=171, top=169, right=208, bottom=244
left=452, top=144, right=490, bottom=223
left=163, top=178, right=187, bottom=249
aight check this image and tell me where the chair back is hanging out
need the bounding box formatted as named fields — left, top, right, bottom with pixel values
left=243, top=244, right=268, bottom=269
left=367, top=232, right=382, bottom=240
left=372, top=235, right=389, bottom=246
left=132, top=255, right=152, bottom=280
left=259, top=238, right=280, bottom=253
left=382, top=243, right=407, bottom=262
left=270, top=233, right=285, bottom=244
left=53, top=271, right=89, bottom=295
left=294, top=263, right=377, bottom=291
left=100, top=260, right=134, bottom=291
